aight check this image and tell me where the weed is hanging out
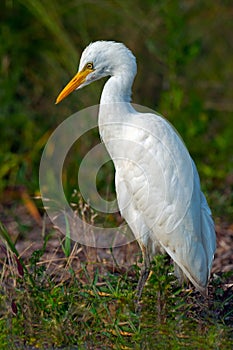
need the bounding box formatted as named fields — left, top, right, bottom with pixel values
left=0, top=221, right=232, bottom=349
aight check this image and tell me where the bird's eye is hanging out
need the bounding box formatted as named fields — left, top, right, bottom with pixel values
left=86, top=62, right=94, bottom=70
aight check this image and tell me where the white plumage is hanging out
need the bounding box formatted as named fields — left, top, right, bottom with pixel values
left=56, top=41, right=216, bottom=297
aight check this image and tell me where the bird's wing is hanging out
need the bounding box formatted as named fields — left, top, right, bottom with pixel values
left=110, top=112, right=215, bottom=290
left=113, top=112, right=194, bottom=234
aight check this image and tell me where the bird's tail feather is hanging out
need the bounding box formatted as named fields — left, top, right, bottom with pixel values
left=200, top=192, right=216, bottom=278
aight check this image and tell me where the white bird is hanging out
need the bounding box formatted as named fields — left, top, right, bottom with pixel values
left=56, top=41, right=216, bottom=298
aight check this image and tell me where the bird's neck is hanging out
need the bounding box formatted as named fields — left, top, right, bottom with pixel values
left=98, top=71, right=136, bottom=145
left=100, top=72, right=134, bottom=104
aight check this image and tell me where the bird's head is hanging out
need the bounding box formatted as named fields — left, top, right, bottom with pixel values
left=55, top=41, right=136, bottom=104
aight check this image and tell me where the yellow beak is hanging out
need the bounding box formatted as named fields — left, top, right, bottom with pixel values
left=55, top=68, right=93, bottom=104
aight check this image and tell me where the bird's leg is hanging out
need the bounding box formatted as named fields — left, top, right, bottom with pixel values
left=135, top=244, right=151, bottom=305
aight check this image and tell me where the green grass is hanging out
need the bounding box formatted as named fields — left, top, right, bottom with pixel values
left=0, top=223, right=232, bottom=349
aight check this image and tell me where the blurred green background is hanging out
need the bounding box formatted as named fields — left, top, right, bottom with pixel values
left=1, top=0, right=233, bottom=221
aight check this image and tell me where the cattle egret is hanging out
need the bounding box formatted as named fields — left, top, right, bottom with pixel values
left=56, top=41, right=216, bottom=299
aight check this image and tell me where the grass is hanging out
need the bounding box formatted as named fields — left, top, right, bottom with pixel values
left=0, top=221, right=232, bottom=349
